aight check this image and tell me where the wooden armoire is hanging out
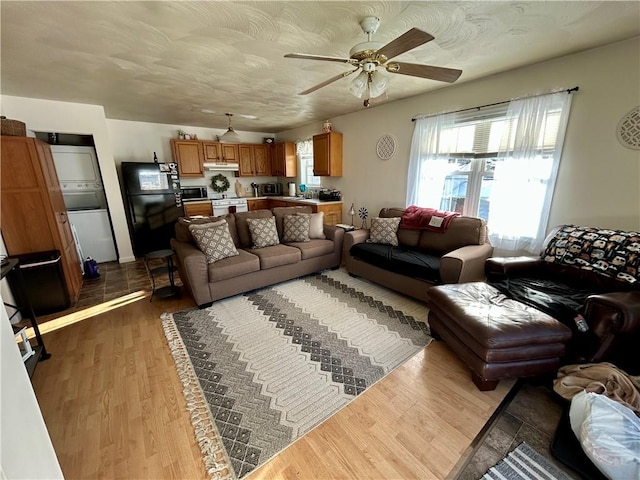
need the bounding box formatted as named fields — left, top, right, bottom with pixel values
left=1, top=136, right=83, bottom=302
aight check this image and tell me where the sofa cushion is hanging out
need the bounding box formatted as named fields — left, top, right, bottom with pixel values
left=308, top=212, right=326, bottom=239
left=286, top=239, right=334, bottom=260
left=283, top=214, right=310, bottom=243
left=189, top=221, right=239, bottom=263
left=368, top=217, right=401, bottom=246
left=418, top=216, right=486, bottom=254
left=234, top=210, right=274, bottom=248
left=272, top=206, right=313, bottom=239
left=246, top=244, right=301, bottom=269
left=379, top=208, right=420, bottom=247
left=175, top=214, right=239, bottom=246
left=247, top=217, right=280, bottom=248
left=350, top=243, right=441, bottom=281
left=208, top=249, right=260, bottom=282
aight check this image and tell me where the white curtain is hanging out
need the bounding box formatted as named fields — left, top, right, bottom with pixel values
left=488, top=92, right=572, bottom=253
left=406, top=114, right=457, bottom=207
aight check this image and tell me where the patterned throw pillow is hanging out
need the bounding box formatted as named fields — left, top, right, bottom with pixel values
left=368, top=217, right=401, bottom=246
left=247, top=217, right=280, bottom=248
left=189, top=220, right=239, bottom=263
left=306, top=212, right=326, bottom=239
left=283, top=214, right=311, bottom=243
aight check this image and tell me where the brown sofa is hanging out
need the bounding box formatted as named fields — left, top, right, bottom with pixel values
left=171, top=206, right=344, bottom=307
left=344, top=208, right=493, bottom=301
left=426, top=224, right=640, bottom=390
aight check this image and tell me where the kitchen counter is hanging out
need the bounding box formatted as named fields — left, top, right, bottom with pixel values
left=266, top=196, right=343, bottom=205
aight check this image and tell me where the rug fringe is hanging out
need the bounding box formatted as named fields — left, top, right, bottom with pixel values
left=162, top=313, right=237, bottom=480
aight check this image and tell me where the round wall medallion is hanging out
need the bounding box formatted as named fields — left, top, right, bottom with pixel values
left=616, top=106, right=640, bottom=150
left=376, top=134, right=397, bottom=160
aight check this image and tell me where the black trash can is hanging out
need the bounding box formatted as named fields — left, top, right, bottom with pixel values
left=8, top=250, right=70, bottom=316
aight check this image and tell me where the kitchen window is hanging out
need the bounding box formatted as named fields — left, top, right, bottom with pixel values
left=407, top=91, right=573, bottom=253
left=296, top=139, right=321, bottom=187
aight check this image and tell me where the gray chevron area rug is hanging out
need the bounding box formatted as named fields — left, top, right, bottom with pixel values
left=161, top=269, right=432, bottom=480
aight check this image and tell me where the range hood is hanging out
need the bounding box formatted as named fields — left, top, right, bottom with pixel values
left=203, top=162, right=239, bottom=171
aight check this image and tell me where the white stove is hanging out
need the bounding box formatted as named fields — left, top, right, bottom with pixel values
left=210, top=194, right=248, bottom=216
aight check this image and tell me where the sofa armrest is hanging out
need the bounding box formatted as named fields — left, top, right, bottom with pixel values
left=485, top=256, right=544, bottom=281
left=170, top=238, right=212, bottom=306
left=323, top=225, right=345, bottom=256
left=343, top=229, right=370, bottom=251
left=440, top=243, right=494, bottom=284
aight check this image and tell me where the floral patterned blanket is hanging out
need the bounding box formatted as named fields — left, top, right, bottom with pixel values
left=541, top=225, right=640, bottom=284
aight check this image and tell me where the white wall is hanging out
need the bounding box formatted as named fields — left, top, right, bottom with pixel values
left=278, top=37, right=640, bottom=233
left=106, top=119, right=277, bottom=198
left=0, top=292, right=64, bottom=479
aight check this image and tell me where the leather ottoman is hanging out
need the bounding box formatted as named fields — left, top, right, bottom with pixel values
left=426, top=282, right=572, bottom=390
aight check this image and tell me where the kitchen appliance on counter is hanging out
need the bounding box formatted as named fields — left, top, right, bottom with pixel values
left=258, top=183, right=282, bottom=196
left=319, top=189, right=342, bottom=201
left=210, top=194, right=248, bottom=216
left=180, top=186, right=208, bottom=202
left=122, top=162, right=184, bottom=257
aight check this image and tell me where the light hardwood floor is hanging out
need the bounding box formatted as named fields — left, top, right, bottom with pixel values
left=31, top=286, right=513, bottom=480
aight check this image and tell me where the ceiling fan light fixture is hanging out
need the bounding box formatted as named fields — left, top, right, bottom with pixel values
left=349, top=70, right=369, bottom=99
left=369, top=71, right=389, bottom=98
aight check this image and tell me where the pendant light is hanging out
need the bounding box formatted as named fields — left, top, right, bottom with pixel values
left=220, top=113, right=241, bottom=143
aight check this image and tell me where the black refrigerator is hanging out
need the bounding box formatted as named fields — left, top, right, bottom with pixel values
left=121, top=162, right=184, bottom=257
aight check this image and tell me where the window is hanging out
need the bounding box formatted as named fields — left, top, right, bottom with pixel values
left=296, top=139, right=321, bottom=187
left=407, top=92, right=573, bottom=253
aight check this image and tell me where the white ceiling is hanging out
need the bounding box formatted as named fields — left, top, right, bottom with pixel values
left=1, top=1, right=639, bottom=133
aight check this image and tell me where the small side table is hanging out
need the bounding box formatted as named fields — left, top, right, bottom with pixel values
left=144, top=249, right=179, bottom=301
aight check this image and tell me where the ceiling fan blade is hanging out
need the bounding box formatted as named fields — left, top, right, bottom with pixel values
left=386, top=62, right=462, bottom=83
left=299, top=69, right=359, bottom=95
left=285, top=53, right=354, bottom=64
left=376, top=28, right=434, bottom=61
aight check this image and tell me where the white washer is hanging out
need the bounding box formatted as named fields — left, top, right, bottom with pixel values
left=67, top=209, right=117, bottom=263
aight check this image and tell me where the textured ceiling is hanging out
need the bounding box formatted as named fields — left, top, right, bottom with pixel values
left=1, top=1, right=639, bottom=133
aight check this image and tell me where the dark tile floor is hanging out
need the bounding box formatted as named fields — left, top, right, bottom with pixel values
left=37, top=257, right=183, bottom=322
left=454, top=380, right=580, bottom=479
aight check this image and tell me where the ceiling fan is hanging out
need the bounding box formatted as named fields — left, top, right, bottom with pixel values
left=285, top=16, right=462, bottom=107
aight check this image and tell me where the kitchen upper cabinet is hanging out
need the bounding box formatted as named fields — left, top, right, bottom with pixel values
left=238, top=144, right=271, bottom=177
left=202, top=141, right=221, bottom=162
left=220, top=143, right=239, bottom=164
left=171, top=139, right=204, bottom=178
left=272, top=142, right=297, bottom=177
left=313, top=132, right=342, bottom=177
left=0, top=136, right=83, bottom=302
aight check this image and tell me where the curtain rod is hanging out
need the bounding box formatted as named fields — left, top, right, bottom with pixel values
left=411, top=86, right=579, bottom=122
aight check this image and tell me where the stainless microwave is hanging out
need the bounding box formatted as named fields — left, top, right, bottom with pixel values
left=259, top=183, right=282, bottom=196
left=181, top=186, right=208, bottom=201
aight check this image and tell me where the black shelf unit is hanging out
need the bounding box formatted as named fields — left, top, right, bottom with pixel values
left=2, top=258, right=51, bottom=378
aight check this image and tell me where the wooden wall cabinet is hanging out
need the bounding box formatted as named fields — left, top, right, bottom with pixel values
left=272, top=142, right=297, bottom=177
left=0, top=136, right=83, bottom=302
left=238, top=144, right=271, bottom=177
left=202, top=141, right=221, bottom=163
left=313, top=132, right=342, bottom=177
left=171, top=139, right=204, bottom=177
left=183, top=201, right=213, bottom=217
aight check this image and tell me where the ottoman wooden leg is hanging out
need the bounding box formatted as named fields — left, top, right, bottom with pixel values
left=472, top=372, right=498, bottom=391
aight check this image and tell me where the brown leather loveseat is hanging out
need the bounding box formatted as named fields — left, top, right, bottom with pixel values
left=427, top=224, right=640, bottom=390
